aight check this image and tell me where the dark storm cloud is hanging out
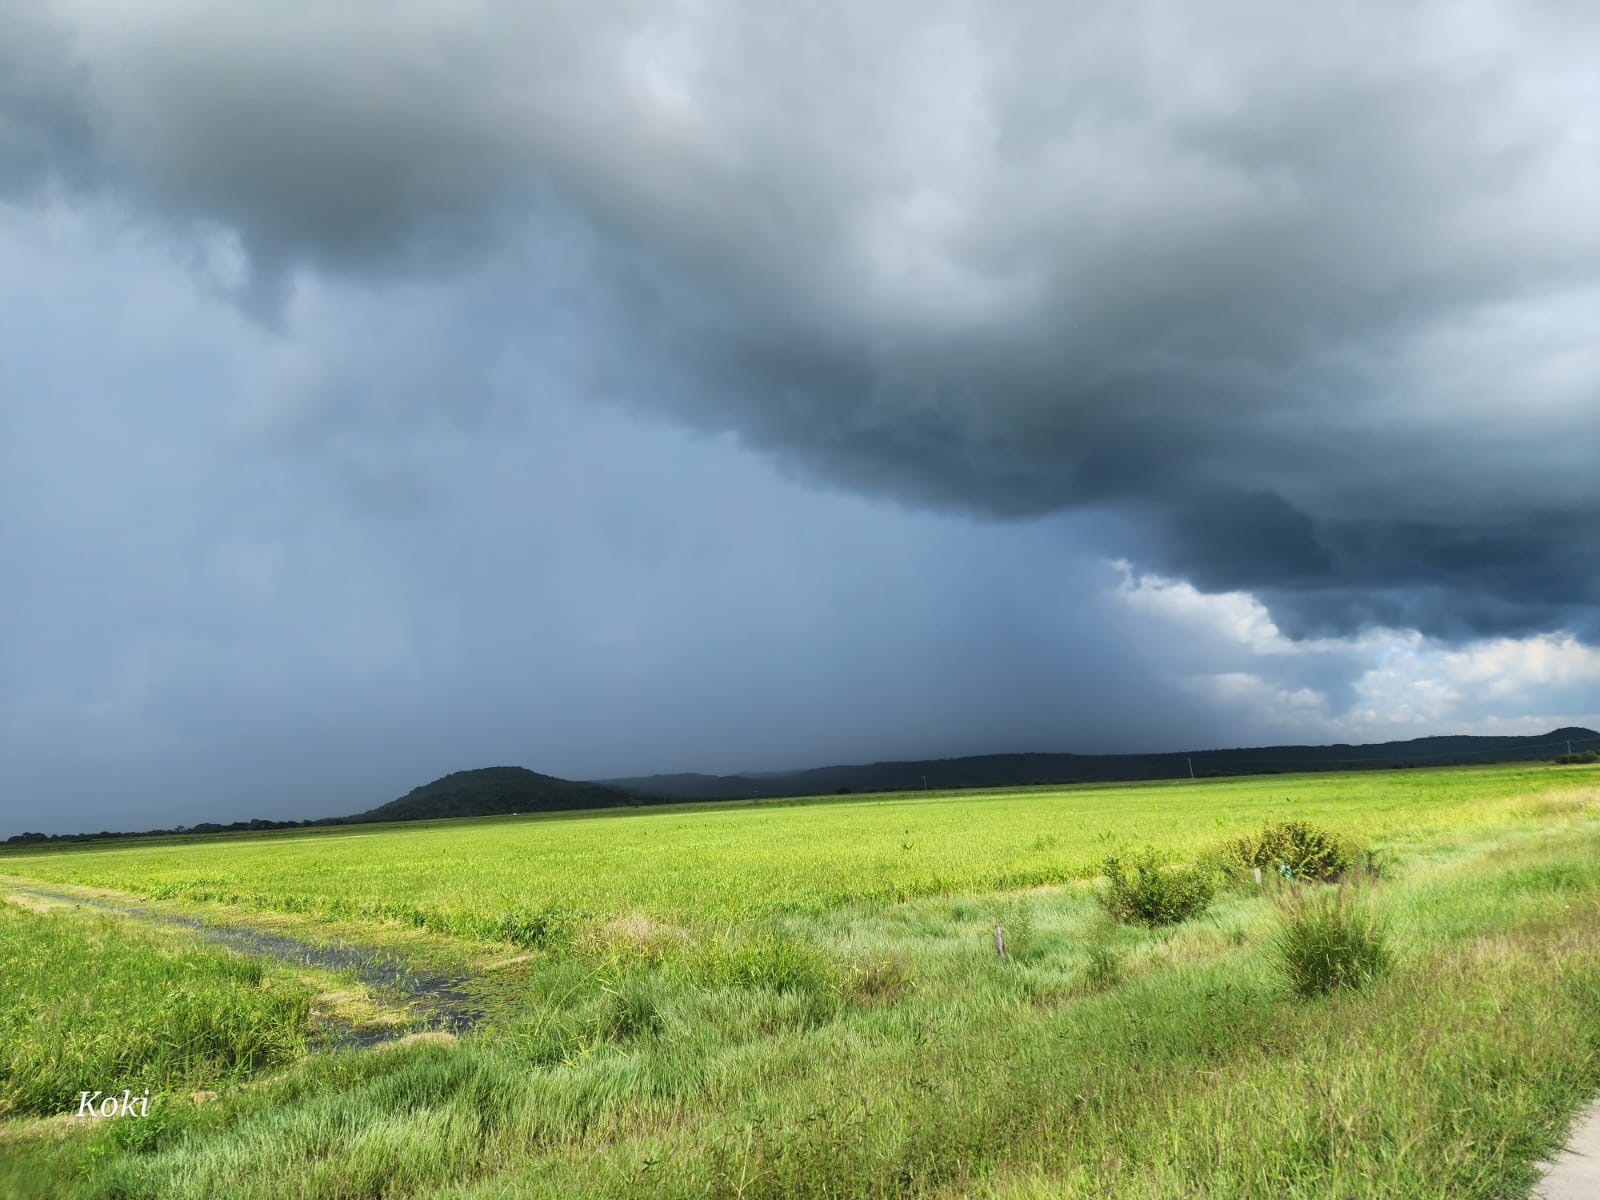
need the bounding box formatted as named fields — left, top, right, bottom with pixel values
left=6, top=2, right=1599, bottom=643
left=0, top=0, right=96, bottom=195
left=0, top=228, right=1232, bottom=838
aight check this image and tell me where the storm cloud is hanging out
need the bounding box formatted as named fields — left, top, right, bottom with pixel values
left=8, top=0, right=1597, bottom=636
left=2, top=2, right=1597, bottom=832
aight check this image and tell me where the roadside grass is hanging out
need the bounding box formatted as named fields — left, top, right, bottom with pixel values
left=0, top=902, right=315, bottom=1119
left=1270, top=878, right=1390, bottom=997
left=3, top=792, right=1598, bottom=1199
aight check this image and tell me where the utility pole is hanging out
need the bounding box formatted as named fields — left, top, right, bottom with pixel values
left=1188, top=757, right=1195, bottom=780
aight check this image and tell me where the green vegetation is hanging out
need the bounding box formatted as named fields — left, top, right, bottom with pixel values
left=0, top=903, right=313, bottom=1119
left=1270, top=880, right=1391, bottom=997
left=612, top=726, right=1600, bottom=800
left=1225, top=818, right=1359, bottom=882
left=1, top=761, right=1598, bottom=1198
left=347, top=765, right=645, bottom=824
left=1097, top=846, right=1218, bottom=926
left=1, top=764, right=1587, bottom=936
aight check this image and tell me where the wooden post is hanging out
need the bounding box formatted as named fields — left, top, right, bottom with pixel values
left=994, top=923, right=1007, bottom=961
left=1253, top=867, right=1263, bottom=886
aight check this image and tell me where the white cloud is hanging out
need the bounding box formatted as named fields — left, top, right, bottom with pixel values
left=1112, top=560, right=1295, bottom=655
left=1111, top=562, right=1600, bottom=743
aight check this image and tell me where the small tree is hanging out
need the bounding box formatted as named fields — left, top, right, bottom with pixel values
left=1226, top=820, right=1356, bottom=883
left=1098, top=848, right=1217, bottom=926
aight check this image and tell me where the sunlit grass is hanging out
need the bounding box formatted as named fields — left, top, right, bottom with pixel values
left=0, top=904, right=313, bottom=1119
left=2, top=763, right=1598, bottom=1198
left=1, top=763, right=1592, bottom=943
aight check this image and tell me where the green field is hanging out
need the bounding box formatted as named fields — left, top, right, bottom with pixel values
left=3, top=763, right=1600, bottom=1198
left=2, top=764, right=1585, bottom=932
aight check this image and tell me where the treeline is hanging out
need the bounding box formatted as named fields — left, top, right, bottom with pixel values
left=4, top=816, right=350, bottom=847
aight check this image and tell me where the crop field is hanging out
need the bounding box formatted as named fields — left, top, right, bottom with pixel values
left=4, top=762, right=1600, bottom=1198
left=0, top=764, right=1585, bottom=934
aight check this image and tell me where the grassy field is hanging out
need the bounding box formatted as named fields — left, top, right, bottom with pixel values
left=3, top=762, right=1599, bottom=1197
left=0, top=764, right=1585, bottom=935
left=0, top=904, right=315, bottom=1119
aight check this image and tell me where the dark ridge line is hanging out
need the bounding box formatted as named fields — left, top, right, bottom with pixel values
left=6, top=727, right=1595, bottom=845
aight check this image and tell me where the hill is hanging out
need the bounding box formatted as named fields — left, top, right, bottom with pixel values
left=344, top=766, right=645, bottom=824
left=600, top=726, right=1600, bottom=800
left=8, top=728, right=1596, bottom=846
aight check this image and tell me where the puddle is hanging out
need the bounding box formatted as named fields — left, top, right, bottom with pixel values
left=2, top=883, right=486, bottom=1045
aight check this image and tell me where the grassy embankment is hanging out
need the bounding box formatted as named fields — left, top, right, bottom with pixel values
left=0, top=903, right=314, bottom=1121
left=1, top=762, right=1598, bottom=1197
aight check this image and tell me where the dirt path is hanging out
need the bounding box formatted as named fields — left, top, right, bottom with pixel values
left=2, top=882, right=486, bottom=1045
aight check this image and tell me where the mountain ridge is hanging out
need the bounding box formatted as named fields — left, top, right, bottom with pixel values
left=344, top=765, right=642, bottom=824
left=598, top=726, right=1600, bottom=799
left=5, top=728, right=1595, bottom=844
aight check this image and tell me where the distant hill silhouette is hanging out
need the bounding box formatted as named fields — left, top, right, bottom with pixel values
left=6, top=728, right=1597, bottom=845
left=345, top=766, right=643, bottom=823
left=600, top=727, right=1600, bottom=800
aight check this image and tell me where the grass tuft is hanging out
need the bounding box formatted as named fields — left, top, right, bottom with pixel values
left=1271, top=880, right=1390, bottom=998
left=593, top=974, right=664, bottom=1043
left=1080, top=941, right=1125, bottom=991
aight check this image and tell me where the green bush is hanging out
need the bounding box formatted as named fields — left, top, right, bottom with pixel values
left=1227, top=820, right=1356, bottom=883
left=1097, top=848, right=1217, bottom=926
left=1271, top=883, right=1389, bottom=998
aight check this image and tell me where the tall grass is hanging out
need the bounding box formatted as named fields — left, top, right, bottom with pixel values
left=1, top=768, right=1597, bottom=1198
left=27, top=848, right=1600, bottom=1200
left=0, top=904, right=313, bottom=1118
left=1270, top=880, right=1391, bottom=997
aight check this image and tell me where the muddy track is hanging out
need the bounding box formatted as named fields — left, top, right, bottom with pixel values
left=2, top=882, right=486, bottom=1047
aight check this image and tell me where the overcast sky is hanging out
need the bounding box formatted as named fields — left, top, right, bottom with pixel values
left=3, top=0, right=1598, bottom=835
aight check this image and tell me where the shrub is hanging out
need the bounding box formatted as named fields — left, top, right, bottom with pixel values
left=1227, top=820, right=1356, bottom=883
left=1097, top=848, right=1217, bottom=926
left=1271, top=882, right=1389, bottom=998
